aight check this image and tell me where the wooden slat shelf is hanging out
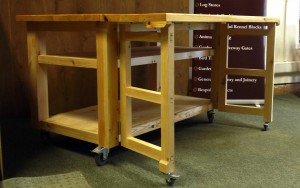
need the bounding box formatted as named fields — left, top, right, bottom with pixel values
left=40, top=106, right=98, bottom=144
left=40, top=95, right=212, bottom=143
left=131, top=95, right=212, bottom=136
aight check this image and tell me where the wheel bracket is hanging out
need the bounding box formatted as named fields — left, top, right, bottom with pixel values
left=92, top=147, right=110, bottom=160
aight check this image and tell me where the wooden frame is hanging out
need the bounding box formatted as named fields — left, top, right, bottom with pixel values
left=17, top=13, right=279, bottom=177
left=119, top=23, right=177, bottom=173
left=215, top=23, right=276, bottom=123
left=24, top=21, right=120, bottom=149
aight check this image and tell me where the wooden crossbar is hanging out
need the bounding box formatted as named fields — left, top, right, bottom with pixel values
left=125, top=87, right=161, bottom=104
left=38, top=55, right=97, bottom=68
left=223, top=104, right=264, bottom=116
left=126, top=137, right=161, bottom=160
left=225, top=68, right=266, bottom=77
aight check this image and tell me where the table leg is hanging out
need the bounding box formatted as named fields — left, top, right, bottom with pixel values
left=27, top=25, right=49, bottom=128
left=159, top=24, right=175, bottom=174
left=96, top=22, right=119, bottom=149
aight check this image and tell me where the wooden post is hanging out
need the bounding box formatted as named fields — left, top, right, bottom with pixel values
left=119, top=24, right=133, bottom=147
left=96, top=22, right=119, bottom=148
left=159, top=23, right=175, bottom=174
left=211, top=23, right=221, bottom=109
left=217, top=23, right=229, bottom=111
left=27, top=24, right=48, bottom=128
left=264, top=23, right=276, bottom=123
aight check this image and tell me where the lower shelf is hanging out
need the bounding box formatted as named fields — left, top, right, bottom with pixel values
left=40, top=95, right=212, bottom=144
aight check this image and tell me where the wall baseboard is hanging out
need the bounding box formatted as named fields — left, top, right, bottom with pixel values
left=274, top=83, right=300, bottom=96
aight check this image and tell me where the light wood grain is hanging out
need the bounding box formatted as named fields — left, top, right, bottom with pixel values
left=159, top=24, right=175, bottom=173
left=264, top=24, right=276, bottom=123
left=120, top=24, right=133, bottom=146
left=126, top=86, right=161, bottom=104
left=222, top=104, right=264, bottom=116
left=41, top=106, right=99, bottom=144
left=39, top=95, right=212, bottom=143
left=131, top=95, right=212, bottom=136
left=96, top=22, right=119, bottom=148
left=17, top=13, right=280, bottom=25
left=38, top=55, right=97, bottom=68
left=126, top=137, right=161, bottom=160
left=27, top=28, right=49, bottom=128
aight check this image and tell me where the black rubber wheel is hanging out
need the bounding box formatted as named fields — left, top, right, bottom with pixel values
left=207, top=111, right=214, bottom=123
left=94, top=153, right=108, bottom=166
left=166, top=178, right=176, bottom=186
left=263, top=123, right=269, bottom=131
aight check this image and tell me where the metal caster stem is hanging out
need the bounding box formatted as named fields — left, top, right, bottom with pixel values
left=165, top=173, right=179, bottom=186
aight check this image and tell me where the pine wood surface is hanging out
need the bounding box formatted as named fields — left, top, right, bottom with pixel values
left=16, top=13, right=280, bottom=25
left=40, top=95, right=211, bottom=143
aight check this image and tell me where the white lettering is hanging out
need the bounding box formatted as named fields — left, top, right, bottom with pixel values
left=208, top=3, right=221, bottom=7
left=227, top=89, right=233, bottom=93
left=197, top=45, right=212, bottom=49
left=199, top=3, right=208, bottom=8
left=198, top=3, right=221, bottom=8
left=233, top=25, right=248, bottom=29
left=199, top=66, right=211, bottom=70
left=241, top=46, right=253, bottom=51
left=228, top=46, right=241, bottom=51
left=197, top=88, right=211, bottom=93
left=194, top=77, right=211, bottom=82
left=242, top=78, right=257, bottom=83
left=227, top=78, right=234, bottom=83
left=196, top=56, right=212, bottom=61
left=199, top=35, right=212, bottom=39
left=194, top=66, right=212, bottom=71
left=248, top=25, right=262, bottom=29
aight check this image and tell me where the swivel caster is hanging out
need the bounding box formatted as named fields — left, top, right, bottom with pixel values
left=207, top=110, right=215, bottom=123
left=94, top=152, right=108, bottom=166
left=263, top=123, right=270, bottom=131
left=165, top=173, right=179, bottom=186
left=92, top=147, right=109, bottom=166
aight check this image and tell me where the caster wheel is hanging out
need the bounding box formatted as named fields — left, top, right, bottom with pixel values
left=263, top=123, right=269, bottom=131
left=94, top=153, right=108, bottom=166
left=165, top=173, right=179, bottom=186
left=166, top=177, right=176, bottom=186
left=207, top=111, right=214, bottom=123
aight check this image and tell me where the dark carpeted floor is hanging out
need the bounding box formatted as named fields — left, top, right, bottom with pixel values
left=1, top=94, right=300, bottom=187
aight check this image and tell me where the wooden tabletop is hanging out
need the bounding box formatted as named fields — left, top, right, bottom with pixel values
left=16, top=13, right=280, bottom=25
